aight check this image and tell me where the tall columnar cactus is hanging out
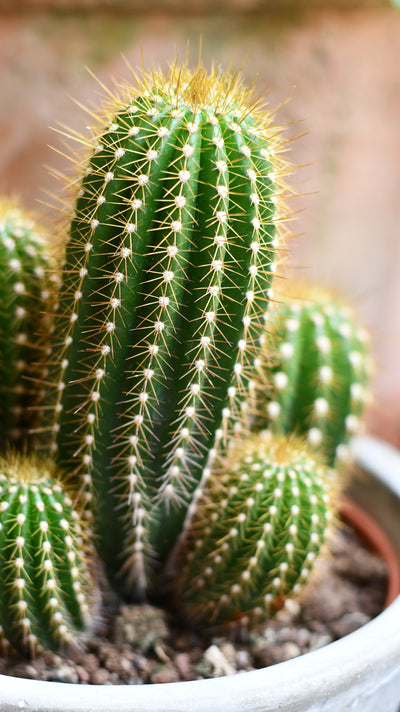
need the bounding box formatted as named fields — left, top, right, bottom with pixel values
left=171, top=434, right=333, bottom=629
left=255, top=284, right=372, bottom=465
left=0, top=199, right=57, bottom=452
left=0, top=456, right=94, bottom=655
left=44, top=63, right=290, bottom=597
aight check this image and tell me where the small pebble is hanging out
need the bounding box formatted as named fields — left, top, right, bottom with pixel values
left=295, top=628, right=312, bottom=648
left=280, top=642, right=301, bottom=660
left=46, top=663, right=79, bottom=684
left=75, top=665, right=90, bottom=683
left=128, top=673, right=145, bottom=685
left=90, top=668, right=110, bottom=685
left=218, top=642, right=236, bottom=664
left=308, top=634, right=333, bottom=651
left=201, top=645, right=237, bottom=677
left=150, top=663, right=180, bottom=684
left=174, top=653, right=191, bottom=679
left=235, top=650, right=251, bottom=668
left=79, top=653, right=100, bottom=673
left=105, top=655, right=134, bottom=677
left=331, top=611, right=370, bottom=638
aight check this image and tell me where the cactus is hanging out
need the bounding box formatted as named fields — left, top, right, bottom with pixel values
left=0, top=455, right=94, bottom=655
left=170, top=434, right=334, bottom=630
left=43, top=62, right=290, bottom=598
left=0, top=199, right=57, bottom=452
left=255, top=284, right=372, bottom=465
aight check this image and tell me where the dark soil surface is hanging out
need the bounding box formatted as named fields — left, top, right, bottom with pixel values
left=0, top=521, right=388, bottom=685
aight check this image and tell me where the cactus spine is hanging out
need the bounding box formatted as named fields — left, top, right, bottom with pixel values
left=0, top=200, right=56, bottom=452
left=171, top=434, right=333, bottom=629
left=44, top=63, right=289, bottom=597
left=0, top=456, right=94, bottom=655
left=257, top=284, right=371, bottom=464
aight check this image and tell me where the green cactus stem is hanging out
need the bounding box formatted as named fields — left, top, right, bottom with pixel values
left=44, top=62, right=290, bottom=597
left=170, top=434, right=334, bottom=630
left=0, top=199, right=57, bottom=452
left=256, top=284, right=372, bottom=465
left=0, top=455, right=94, bottom=656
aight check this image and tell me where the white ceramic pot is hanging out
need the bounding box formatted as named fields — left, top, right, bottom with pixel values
left=0, top=435, right=400, bottom=712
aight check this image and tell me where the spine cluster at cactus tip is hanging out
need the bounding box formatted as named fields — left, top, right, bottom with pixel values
left=0, top=457, right=94, bottom=655
left=255, top=284, right=372, bottom=465
left=44, top=62, right=291, bottom=598
left=171, top=434, right=334, bottom=629
left=0, top=200, right=56, bottom=452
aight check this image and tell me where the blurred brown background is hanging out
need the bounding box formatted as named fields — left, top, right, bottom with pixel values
left=0, top=1, right=399, bottom=445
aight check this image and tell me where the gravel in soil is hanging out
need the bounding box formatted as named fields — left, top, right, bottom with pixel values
left=0, top=523, right=388, bottom=685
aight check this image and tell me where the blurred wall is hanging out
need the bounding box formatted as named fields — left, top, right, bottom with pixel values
left=0, top=5, right=400, bottom=443
left=0, top=1, right=388, bottom=10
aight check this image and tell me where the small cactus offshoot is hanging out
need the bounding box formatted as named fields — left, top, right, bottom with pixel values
left=256, top=284, right=372, bottom=464
left=43, top=61, right=291, bottom=598
left=0, top=456, right=94, bottom=656
left=171, top=434, right=334, bottom=630
left=0, top=199, right=56, bottom=452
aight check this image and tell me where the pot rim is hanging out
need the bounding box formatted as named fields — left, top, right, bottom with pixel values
left=0, top=434, right=400, bottom=712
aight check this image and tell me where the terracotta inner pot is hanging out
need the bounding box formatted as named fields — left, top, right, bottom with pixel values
left=339, top=497, right=400, bottom=609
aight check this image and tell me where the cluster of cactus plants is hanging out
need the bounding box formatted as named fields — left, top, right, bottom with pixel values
left=0, top=61, right=372, bottom=656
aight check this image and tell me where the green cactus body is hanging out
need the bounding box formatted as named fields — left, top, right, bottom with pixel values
left=44, top=64, right=289, bottom=597
left=171, top=434, right=333, bottom=630
left=0, top=200, right=56, bottom=452
left=0, top=457, right=94, bottom=655
left=257, top=285, right=372, bottom=465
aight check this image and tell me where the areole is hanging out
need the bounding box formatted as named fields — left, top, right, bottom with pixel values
left=0, top=435, right=399, bottom=712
